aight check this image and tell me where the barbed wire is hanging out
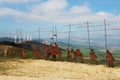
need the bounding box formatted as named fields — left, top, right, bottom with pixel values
left=0, top=20, right=120, bottom=47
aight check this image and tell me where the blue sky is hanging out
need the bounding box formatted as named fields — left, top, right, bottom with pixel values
left=0, top=0, right=120, bottom=40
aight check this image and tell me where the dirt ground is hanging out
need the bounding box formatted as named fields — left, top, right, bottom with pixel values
left=0, top=59, right=120, bottom=80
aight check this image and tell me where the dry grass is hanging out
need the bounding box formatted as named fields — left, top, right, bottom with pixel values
left=0, top=59, right=120, bottom=80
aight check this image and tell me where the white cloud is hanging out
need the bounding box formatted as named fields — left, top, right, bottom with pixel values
left=0, top=0, right=38, bottom=4
left=29, top=0, right=120, bottom=24
left=31, top=0, right=67, bottom=14
left=0, top=0, right=120, bottom=41
left=0, top=0, right=120, bottom=25
left=0, top=7, right=49, bottom=23
left=70, top=5, right=92, bottom=15
left=96, top=12, right=108, bottom=16
left=0, top=7, right=24, bottom=18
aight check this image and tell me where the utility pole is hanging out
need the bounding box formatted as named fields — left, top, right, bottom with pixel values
left=86, top=21, right=92, bottom=63
left=52, top=26, right=54, bottom=44
left=19, top=29, right=22, bottom=43
left=18, top=29, right=20, bottom=43
left=39, top=27, right=41, bottom=43
left=14, top=34, right=17, bottom=43
left=55, top=26, right=57, bottom=43
left=104, top=19, right=107, bottom=50
left=50, top=27, right=54, bottom=44
left=68, top=25, right=71, bottom=49
left=16, top=29, right=18, bottom=43
left=87, top=21, right=91, bottom=50
left=9, top=32, right=12, bottom=42
left=104, top=19, right=108, bottom=66
left=27, top=34, right=29, bottom=41
left=23, top=33, right=26, bottom=42
left=30, top=35, right=32, bottom=41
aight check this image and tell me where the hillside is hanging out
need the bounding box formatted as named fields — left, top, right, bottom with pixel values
left=0, top=59, right=120, bottom=80
left=0, top=41, right=120, bottom=65
left=0, top=37, right=14, bottom=42
left=0, top=41, right=120, bottom=80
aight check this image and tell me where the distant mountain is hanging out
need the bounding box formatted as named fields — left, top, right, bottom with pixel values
left=0, top=37, right=120, bottom=52
left=0, top=37, right=47, bottom=44
left=58, top=37, right=120, bottom=49
left=32, top=38, right=51, bottom=45
left=0, top=37, right=14, bottom=42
